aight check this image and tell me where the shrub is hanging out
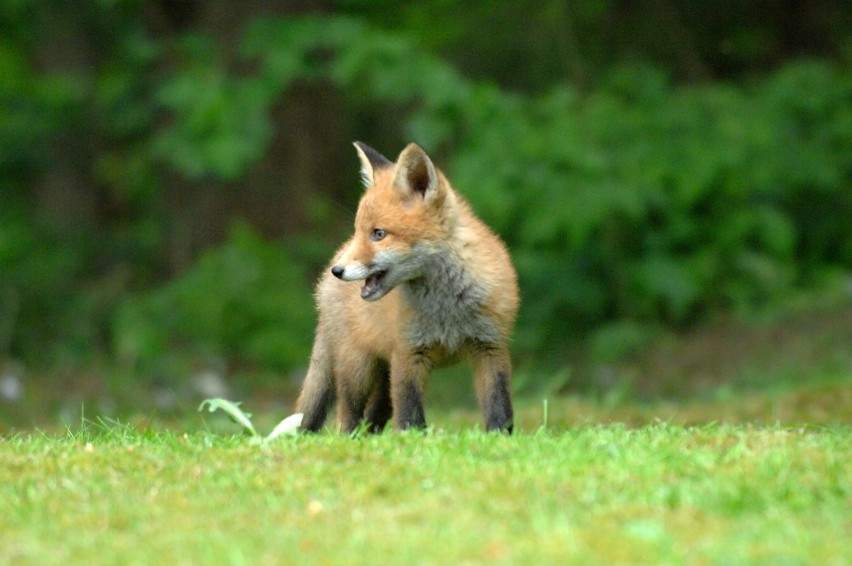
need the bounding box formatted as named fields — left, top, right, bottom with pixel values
left=112, top=222, right=315, bottom=376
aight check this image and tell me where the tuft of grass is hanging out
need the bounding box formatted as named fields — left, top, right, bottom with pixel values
left=1, top=420, right=849, bottom=565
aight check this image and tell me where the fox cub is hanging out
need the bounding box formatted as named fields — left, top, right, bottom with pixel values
left=296, top=142, right=519, bottom=433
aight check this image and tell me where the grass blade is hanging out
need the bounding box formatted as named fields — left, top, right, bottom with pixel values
left=198, top=398, right=258, bottom=436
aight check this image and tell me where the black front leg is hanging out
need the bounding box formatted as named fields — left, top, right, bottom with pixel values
left=471, top=343, right=514, bottom=434
left=363, top=362, right=392, bottom=433
left=390, top=350, right=429, bottom=430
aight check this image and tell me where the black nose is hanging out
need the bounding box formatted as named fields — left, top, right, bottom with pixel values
left=331, top=266, right=345, bottom=279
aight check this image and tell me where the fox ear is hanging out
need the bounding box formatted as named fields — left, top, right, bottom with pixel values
left=393, top=143, right=441, bottom=203
left=353, top=141, right=392, bottom=188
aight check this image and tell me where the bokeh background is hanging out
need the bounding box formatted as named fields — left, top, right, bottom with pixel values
left=2, top=1, right=851, bottom=427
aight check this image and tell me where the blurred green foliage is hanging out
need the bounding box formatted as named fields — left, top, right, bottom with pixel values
left=0, top=3, right=850, bottom=384
left=113, top=222, right=315, bottom=375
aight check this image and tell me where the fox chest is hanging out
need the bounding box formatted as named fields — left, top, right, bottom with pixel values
left=402, top=279, right=500, bottom=351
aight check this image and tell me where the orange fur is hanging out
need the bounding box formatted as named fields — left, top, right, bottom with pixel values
left=296, top=142, right=518, bottom=433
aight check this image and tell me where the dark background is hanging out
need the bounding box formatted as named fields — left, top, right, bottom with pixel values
left=1, top=0, right=850, bottom=424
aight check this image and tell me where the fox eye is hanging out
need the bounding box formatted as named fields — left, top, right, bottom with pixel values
left=370, top=228, right=388, bottom=241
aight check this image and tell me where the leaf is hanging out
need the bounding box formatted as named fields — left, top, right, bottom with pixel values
left=198, top=398, right=258, bottom=436
left=265, top=413, right=304, bottom=441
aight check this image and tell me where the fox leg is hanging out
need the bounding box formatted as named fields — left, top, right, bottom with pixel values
left=470, top=342, right=514, bottom=433
left=363, top=360, right=392, bottom=433
left=335, top=350, right=382, bottom=434
left=389, top=350, right=430, bottom=430
left=296, top=331, right=335, bottom=432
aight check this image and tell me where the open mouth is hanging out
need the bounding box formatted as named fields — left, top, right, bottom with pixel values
left=360, top=270, right=388, bottom=301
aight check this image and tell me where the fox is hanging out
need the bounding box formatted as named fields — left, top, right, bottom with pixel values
left=296, top=141, right=519, bottom=434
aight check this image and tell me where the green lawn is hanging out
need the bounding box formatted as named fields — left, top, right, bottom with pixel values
left=2, top=414, right=849, bottom=565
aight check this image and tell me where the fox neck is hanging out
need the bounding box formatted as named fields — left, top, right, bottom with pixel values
left=400, top=243, right=499, bottom=350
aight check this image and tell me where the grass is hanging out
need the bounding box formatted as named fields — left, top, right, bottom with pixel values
left=2, top=412, right=850, bottom=565
left=2, top=299, right=849, bottom=564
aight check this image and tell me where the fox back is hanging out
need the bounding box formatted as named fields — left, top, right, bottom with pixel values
left=296, top=142, right=518, bottom=433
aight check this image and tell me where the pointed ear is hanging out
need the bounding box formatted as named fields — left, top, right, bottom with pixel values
left=353, top=141, right=392, bottom=188
left=393, top=143, right=441, bottom=203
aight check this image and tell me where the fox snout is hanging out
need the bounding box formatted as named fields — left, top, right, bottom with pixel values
left=330, top=261, right=391, bottom=301
left=330, top=263, right=369, bottom=281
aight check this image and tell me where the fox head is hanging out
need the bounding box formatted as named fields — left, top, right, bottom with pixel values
left=331, top=142, right=458, bottom=301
